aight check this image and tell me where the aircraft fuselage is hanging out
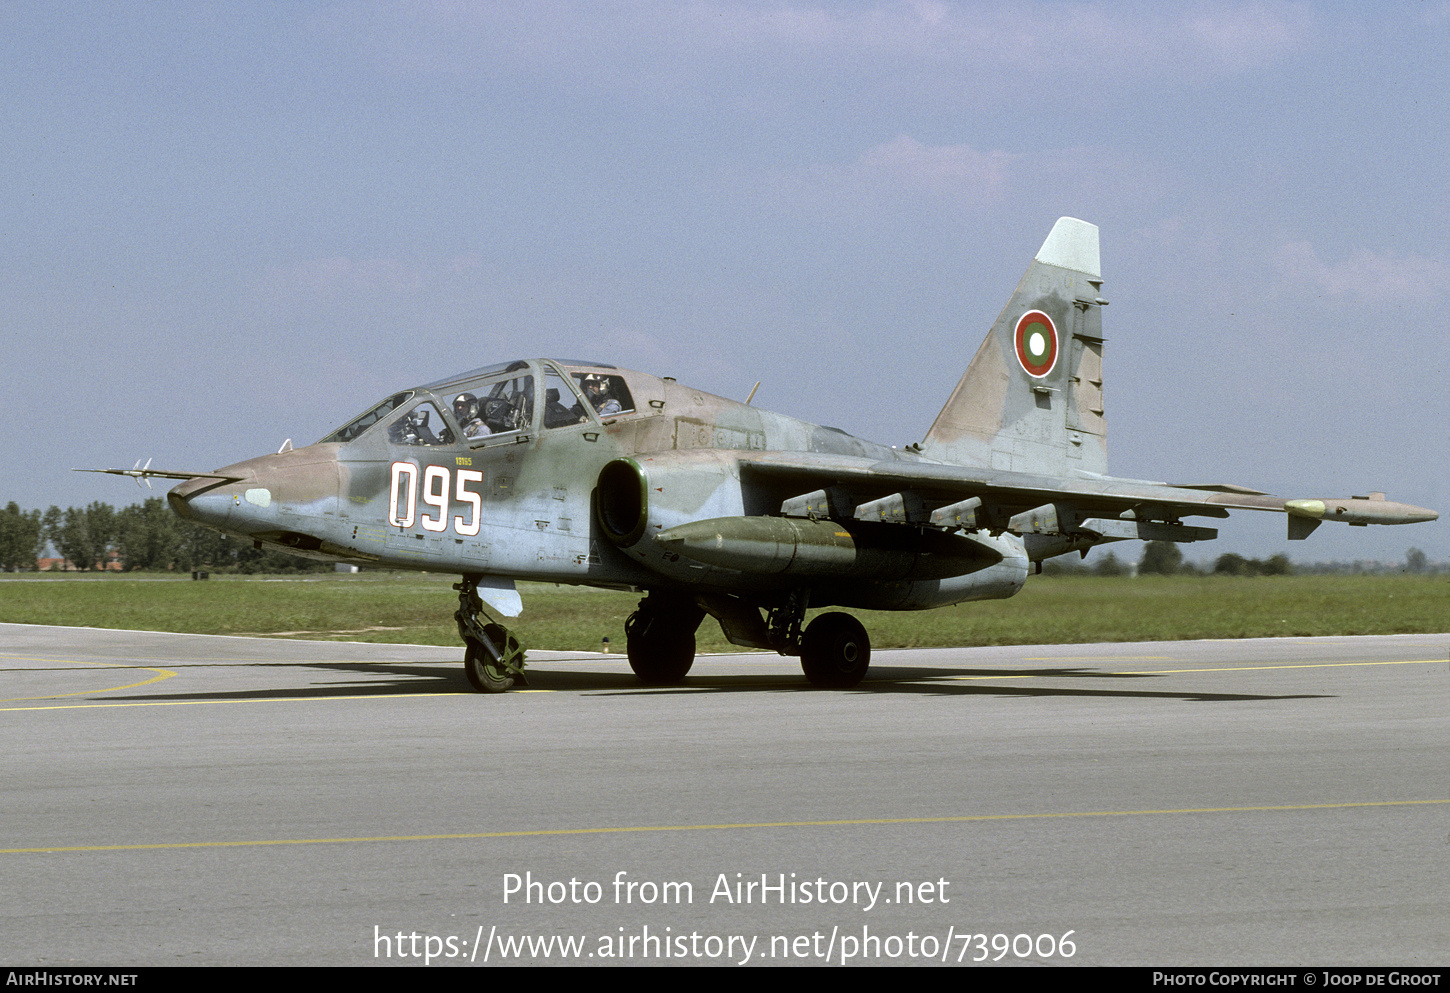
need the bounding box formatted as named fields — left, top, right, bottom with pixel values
left=168, top=358, right=1029, bottom=612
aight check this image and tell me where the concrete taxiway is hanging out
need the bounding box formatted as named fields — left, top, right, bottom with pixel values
left=2, top=622, right=1447, bottom=966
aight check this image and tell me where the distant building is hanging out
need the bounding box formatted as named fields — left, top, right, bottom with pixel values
left=36, top=550, right=123, bottom=572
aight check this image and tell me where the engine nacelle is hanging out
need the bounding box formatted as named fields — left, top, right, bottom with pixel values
left=596, top=453, right=1029, bottom=605
left=595, top=453, right=752, bottom=579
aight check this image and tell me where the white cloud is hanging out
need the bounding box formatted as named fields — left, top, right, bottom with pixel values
left=1274, top=240, right=1450, bottom=303
left=759, top=135, right=1177, bottom=226
left=319, top=1, right=1320, bottom=101
left=752, top=135, right=1019, bottom=224
left=1179, top=2, right=1316, bottom=69
left=855, top=135, right=1016, bottom=194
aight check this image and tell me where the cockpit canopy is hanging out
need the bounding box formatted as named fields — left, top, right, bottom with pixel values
left=319, top=359, right=636, bottom=448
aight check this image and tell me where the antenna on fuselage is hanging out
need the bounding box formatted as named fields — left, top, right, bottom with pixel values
left=745, top=382, right=760, bottom=405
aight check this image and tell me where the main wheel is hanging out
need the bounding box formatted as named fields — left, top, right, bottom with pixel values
left=800, top=612, right=871, bottom=689
left=625, top=610, right=697, bottom=685
left=464, top=625, right=516, bottom=693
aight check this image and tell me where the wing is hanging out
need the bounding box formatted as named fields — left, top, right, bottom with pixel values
left=739, top=452, right=1437, bottom=544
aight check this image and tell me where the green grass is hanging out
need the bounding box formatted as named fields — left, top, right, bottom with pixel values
left=1, top=572, right=1445, bottom=651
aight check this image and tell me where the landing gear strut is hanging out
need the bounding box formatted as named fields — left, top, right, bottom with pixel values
left=625, top=594, right=705, bottom=685
left=766, top=589, right=872, bottom=689
left=454, top=574, right=527, bottom=693
left=698, top=588, right=872, bottom=689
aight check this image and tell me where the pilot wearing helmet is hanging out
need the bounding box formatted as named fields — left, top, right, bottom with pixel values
left=583, top=375, right=622, bottom=417
left=453, top=393, right=490, bottom=439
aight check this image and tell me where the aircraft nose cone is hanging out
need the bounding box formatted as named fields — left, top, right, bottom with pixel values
left=166, top=463, right=265, bottom=530
left=168, top=474, right=252, bottom=527
left=164, top=448, right=342, bottom=539
left=166, top=488, right=193, bottom=521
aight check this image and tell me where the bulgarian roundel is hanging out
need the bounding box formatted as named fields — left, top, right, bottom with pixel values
left=1014, top=310, right=1058, bottom=378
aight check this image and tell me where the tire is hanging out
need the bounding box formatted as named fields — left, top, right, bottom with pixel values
left=799, top=612, right=871, bottom=689
left=464, top=629, right=515, bottom=693
left=625, top=610, right=697, bottom=685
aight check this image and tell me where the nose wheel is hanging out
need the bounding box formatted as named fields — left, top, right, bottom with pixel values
left=463, top=624, right=525, bottom=693
left=455, top=575, right=527, bottom=693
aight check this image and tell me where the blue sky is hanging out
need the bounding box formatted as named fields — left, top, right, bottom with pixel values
left=4, top=1, right=1446, bottom=564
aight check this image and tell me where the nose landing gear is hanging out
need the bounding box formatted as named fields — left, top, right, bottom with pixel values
left=455, top=575, right=528, bottom=693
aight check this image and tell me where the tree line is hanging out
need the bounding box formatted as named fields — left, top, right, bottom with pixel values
left=1034, top=542, right=1296, bottom=577
left=0, top=499, right=331, bottom=573
left=1040, top=542, right=1434, bottom=577
left=1137, top=541, right=1292, bottom=576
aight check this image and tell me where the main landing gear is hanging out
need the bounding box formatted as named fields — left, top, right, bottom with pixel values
left=455, top=574, right=527, bottom=693
left=761, top=590, right=872, bottom=689
left=798, top=611, right=871, bottom=689
left=624, top=590, right=872, bottom=690
left=624, top=594, right=705, bottom=685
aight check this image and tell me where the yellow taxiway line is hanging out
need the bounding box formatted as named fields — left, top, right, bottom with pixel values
left=4, top=798, right=1446, bottom=855
left=0, top=657, right=177, bottom=703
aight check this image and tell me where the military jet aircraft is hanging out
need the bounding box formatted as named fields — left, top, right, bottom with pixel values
left=86, top=218, right=1436, bottom=692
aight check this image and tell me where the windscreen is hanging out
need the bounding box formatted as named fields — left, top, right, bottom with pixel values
left=319, top=391, right=415, bottom=443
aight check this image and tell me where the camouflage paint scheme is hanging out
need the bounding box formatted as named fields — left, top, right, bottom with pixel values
left=95, top=219, right=1437, bottom=691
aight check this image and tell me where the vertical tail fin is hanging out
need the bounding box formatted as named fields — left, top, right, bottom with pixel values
left=919, top=217, right=1108, bottom=475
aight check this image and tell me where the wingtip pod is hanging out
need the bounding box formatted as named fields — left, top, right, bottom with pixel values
left=1284, top=496, right=1439, bottom=527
